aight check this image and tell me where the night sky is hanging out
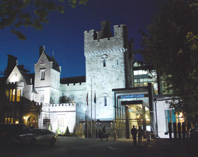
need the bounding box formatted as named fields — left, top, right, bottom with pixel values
left=0, top=0, right=165, bottom=78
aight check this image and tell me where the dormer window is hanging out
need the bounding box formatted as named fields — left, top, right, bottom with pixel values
left=101, top=54, right=108, bottom=67
left=40, top=69, right=45, bottom=80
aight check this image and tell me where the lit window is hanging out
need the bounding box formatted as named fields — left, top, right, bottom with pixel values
left=9, top=89, right=21, bottom=102
left=16, top=89, right=21, bottom=101
left=165, top=109, right=176, bottom=131
left=10, top=89, right=15, bottom=101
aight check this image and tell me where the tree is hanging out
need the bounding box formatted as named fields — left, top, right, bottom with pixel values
left=0, top=0, right=87, bottom=40
left=139, top=0, right=198, bottom=124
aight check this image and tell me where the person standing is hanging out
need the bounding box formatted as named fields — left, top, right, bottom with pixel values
left=131, top=125, right=137, bottom=146
left=138, top=126, right=144, bottom=146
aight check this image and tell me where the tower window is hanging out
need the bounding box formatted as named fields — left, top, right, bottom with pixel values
left=103, top=58, right=106, bottom=67
left=101, top=54, right=108, bottom=67
left=40, top=69, right=45, bottom=80
left=104, top=96, right=107, bottom=106
left=103, top=93, right=109, bottom=106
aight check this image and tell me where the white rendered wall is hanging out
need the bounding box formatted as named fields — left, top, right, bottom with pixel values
left=6, top=66, right=33, bottom=101
left=156, top=100, right=170, bottom=138
left=40, top=103, right=76, bottom=133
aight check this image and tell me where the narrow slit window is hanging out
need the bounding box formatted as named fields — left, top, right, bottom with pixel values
left=103, top=58, right=106, bottom=67
left=104, top=96, right=107, bottom=106
left=101, top=54, right=108, bottom=68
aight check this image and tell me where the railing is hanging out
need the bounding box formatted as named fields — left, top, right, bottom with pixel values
left=166, top=122, right=192, bottom=139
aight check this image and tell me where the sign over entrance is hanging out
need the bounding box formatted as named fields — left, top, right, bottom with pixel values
left=121, top=94, right=146, bottom=99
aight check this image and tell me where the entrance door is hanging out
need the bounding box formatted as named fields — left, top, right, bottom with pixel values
left=125, top=104, right=150, bottom=138
left=27, top=116, right=38, bottom=128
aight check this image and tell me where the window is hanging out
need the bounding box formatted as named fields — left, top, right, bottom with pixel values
left=165, top=109, right=176, bottom=131
left=10, top=89, right=14, bottom=101
left=104, top=96, right=107, bottom=106
left=103, top=58, right=106, bottom=67
left=101, top=54, right=108, bottom=67
left=103, top=93, right=109, bottom=106
left=40, top=69, right=45, bottom=80
left=165, top=110, right=176, bottom=123
left=9, top=89, right=21, bottom=102
left=16, top=89, right=21, bottom=101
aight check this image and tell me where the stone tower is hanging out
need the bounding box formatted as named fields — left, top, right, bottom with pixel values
left=84, top=21, right=133, bottom=121
left=34, top=46, right=61, bottom=104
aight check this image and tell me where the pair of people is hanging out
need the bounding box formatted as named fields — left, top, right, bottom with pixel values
left=131, top=125, right=144, bottom=146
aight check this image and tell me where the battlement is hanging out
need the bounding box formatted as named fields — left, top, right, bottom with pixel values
left=6, top=81, right=24, bottom=87
left=50, top=103, right=75, bottom=107
left=84, top=23, right=126, bottom=41
left=84, top=21, right=128, bottom=55
left=63, top=82, right=86, bottom=86
left=42, top=102, right=77, bottom=112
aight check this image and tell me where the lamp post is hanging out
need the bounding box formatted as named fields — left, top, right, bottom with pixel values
left=154, top=98, right=159, bottom=138
left=90, top=78, right=93, bottom=138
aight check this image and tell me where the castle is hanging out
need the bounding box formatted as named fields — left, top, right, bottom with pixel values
left=0, top=21, right=182, bottom=138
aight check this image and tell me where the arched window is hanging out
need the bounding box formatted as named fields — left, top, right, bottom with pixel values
left=101, top=54, right=108, bottom=67
left=103, top=93, right=109, bottom=106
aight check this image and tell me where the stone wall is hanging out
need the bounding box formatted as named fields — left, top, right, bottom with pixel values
left=84, top=22, right=132, bottom=121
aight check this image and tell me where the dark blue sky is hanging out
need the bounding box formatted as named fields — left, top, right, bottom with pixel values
left=0, top=0, right=165, bottom=77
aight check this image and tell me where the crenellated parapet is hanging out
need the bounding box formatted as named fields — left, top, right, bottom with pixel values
left=62, top=82, right=86, bottom=87
left=84, top=22, right=128, bottom=56
left=42, top=102, right=78, bottom=112
left=6, top=81, right=24, bottom=88
left=50, top=103, right=75, bottom=107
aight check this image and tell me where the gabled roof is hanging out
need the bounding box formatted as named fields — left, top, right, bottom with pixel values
left=20, top=71, right=34, bottom=85
left=15, top=65, right=34, bottom=85
left=46, top=54, right=60, bottom=72
left=60, top=76, right=86, bottom=84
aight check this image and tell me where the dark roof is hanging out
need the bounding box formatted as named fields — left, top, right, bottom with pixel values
left=46, top=54, right=60, bottom=72
left=19, top=70, right=34, bottom=85
left=60, top=76, right=86, bottom=84
left=0, top=77, right=6, bottom=84
left=18, top=65, right=30, bottom=73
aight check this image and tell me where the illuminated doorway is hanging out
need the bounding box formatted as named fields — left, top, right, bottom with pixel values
left=27, top=115, right=38, bottom=128
left=125, top=103, right=150, bottom=138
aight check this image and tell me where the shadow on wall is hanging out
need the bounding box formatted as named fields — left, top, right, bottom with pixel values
left=59, top=96, right=74, bottom=103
